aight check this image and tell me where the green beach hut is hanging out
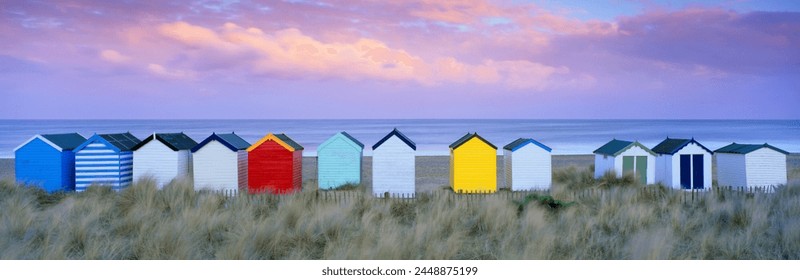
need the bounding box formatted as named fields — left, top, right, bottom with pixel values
left=317, top=131, right=364, bottom=189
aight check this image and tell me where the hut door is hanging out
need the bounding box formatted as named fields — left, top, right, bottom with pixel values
left=680, top=155, right=691, bottom=189
left=622, top=156, right=634, bottom=175
left=693, top=155, right=704, bottom=189
left=635, top=156, right=647, bottom=185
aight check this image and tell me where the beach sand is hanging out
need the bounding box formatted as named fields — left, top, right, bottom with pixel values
left=2, top=154, right=797, bottom=192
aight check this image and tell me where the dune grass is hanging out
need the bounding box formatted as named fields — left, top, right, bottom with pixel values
left=1, top=168, right=799, bottom=260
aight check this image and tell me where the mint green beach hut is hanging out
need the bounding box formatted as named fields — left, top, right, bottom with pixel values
left=317, top=131, right=364, bottom=189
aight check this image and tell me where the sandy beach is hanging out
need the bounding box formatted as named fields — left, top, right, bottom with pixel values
left=3, top=154, right=798, bottom=192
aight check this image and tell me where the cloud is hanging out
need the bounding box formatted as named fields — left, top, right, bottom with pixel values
left=151, top=21, right=566, bottom=89
left=99, top=49, right=131, bottom=64
left=147, top=63, right=194, bottom=80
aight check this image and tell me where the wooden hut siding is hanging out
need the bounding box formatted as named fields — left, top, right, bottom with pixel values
left=593, top=154, right=615, bottom=178
left=75, top=142, right=133, bottom=191
left=660, top=143, right=712, bottom=190
left=372, top=136, right=415, bottom=196
left=508, top=143, right=551, bottom=190
left=450, top=134, right=497, bottom=193
left=15, top=138, right=74, bottom=192
left=247, top=134, right=303, bottom=194
left=237, top=150, right=248, bottom=189
left=193, top=141, right=238, bottom=191
left=614, top=146, right=656, bottom=184
left=745, top=148, right=787, bottom=187
left=716, top=153, right=747, bottom=187
left=133, top=141, right=181, bottom=186
left=317, top=133, right=363, bottom=189
left=503, top=149, right=512, bottom=189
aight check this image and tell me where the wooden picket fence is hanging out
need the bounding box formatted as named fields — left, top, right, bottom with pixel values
left=200, top=184, right=785, bottom=207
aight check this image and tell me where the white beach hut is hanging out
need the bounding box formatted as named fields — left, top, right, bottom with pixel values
left=132, top=132, right=198, bottom=187
left=714, top=143, right=788, bottom=189
left=594, top=139, right=656, bottom=185
left=191, top=133, right=250, bottom=192
left=371, top=128, right=416, bottom=197
left=652, top=138, right=713, bottom=190
left=503, top=138, right=552, bottom=191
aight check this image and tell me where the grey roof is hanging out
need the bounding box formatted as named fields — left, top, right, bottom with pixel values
left=503, top=138, right=552, bottom=152
left=132, top=133, right=198, bottom=151
left=99, top=133, right=141, bottom=151
left=41, top=133, right=87, bottom=151
left=594, top=139, right=656, bottom=156
left=651, top=138, right=713, bottom=155
left=274, top=133, right=304, bottom=150
left=449, top=133, right=497, bottom=150
left=714, top=143, right=789, bottom=155
left=340, top=131, right=364, bottom=148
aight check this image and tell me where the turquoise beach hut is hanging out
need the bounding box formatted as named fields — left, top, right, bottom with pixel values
left=317, top=131, right=364, bottom=189
left=14, top=133, right=87, bottom=193
left=73, top=133, right=141, bottom=191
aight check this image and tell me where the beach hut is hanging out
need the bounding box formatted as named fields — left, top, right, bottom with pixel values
left=372, top=128, right=416, bottom=197
left=449, top=132, right=497, bottom=193
left=714, top=143, right=788, bottom=188
left=73, top=133, right=141, bottom=191
left=652, top=138, right=713, bottom=190
left=317, top=131, right=364, bottom=190
left=593, top=139, right=656, bottom=184
left=14, top=133, right=86, bottom=193
left=131, top=133, right=198, bottom=187
left=503, top=138, right=552, bottom=191
left=247, top=133, right=303, bottom=194
left=192, top=133, right=250, bottom=192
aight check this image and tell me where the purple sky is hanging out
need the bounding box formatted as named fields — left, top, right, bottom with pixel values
left=1, top=0, right=798, bottom=119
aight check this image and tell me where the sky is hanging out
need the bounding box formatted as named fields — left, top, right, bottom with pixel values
left=0, top=0, right=798, bottom=119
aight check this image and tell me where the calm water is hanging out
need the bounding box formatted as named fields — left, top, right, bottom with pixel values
left=0, top=119, right=797, bottom=158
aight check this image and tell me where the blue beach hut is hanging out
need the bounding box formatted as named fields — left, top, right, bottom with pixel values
left=14, top=133, right=87, bottom=193
left=317, top=131, right=364, bottom=189
left=73, top=133, right=141, bottom=191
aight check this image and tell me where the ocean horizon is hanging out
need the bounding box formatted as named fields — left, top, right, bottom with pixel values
left=1, top=119, right=797, bottom=158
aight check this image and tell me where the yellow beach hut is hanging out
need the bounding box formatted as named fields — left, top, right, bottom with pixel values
left=449, top=132, right=497, bottom=193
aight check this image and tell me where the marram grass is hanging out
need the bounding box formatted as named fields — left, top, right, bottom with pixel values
left=1, top=169, right=799, bottom=260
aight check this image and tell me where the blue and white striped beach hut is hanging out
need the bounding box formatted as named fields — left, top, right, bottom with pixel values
left=73, top=133, right=141, bottom=191
left=14, top=133, right=86, bottom=193
left=317, top=131, right=364, bottom=189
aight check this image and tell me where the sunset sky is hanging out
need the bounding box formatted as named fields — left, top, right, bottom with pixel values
left=1, top=0, right=798, bottom=119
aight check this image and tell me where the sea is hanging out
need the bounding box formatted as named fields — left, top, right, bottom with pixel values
left=0, top=119, right=797, bottom=158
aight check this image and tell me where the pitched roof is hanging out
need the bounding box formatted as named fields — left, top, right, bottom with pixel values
left=339, top=131, right=364, bottom=148
left=191, top=133, right=251, bottom=152
left=14, top=133, right=87, bottom=152
left=274, top=134, right=304, bottom=150
left=449, top=132, right=497, bottom=150
left=651, top=138, right=713, bottom=155
left=503, top=138, right=552, bottom=152
left=247, top=133, right=303, bottom=152
left=132, top=133, right=198, bottom=151
left=714, top=143, right=789, bottom=155
left=372, top=128, right=416, bottom=150
left=97, top=133, right=141, bottom=151
left=41, top=133, right=87, bottom=151
left=593, top=139, right=656, bottom=156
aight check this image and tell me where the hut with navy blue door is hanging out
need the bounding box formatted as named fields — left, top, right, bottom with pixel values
left=192, top=133, right=250, bottom=192
left=73, top=132, right=141, bottom=191
left=372, top=128, right=416, bottom=197
left=594, top=139, right=656, bottom=185
left=317, top=131, right=364, bottom=190
left=652, top=138, right=713, bottom=191
left=714, top=143, right=788, bottom=189
left=132, top=133, right=198, bottom=187
left=503, top=138, right=552, bottom=191
left=14, top=133, right=86, bottom=193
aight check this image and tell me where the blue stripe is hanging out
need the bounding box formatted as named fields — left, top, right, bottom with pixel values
left=76, top=175, right=122, bottom=180
left=79, top=146, right=116, bottom=151
left=75, top=163, right=122, bottom=168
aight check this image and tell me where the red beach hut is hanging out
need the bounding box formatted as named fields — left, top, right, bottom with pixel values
left=247, top=133, right=304, bottom=194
